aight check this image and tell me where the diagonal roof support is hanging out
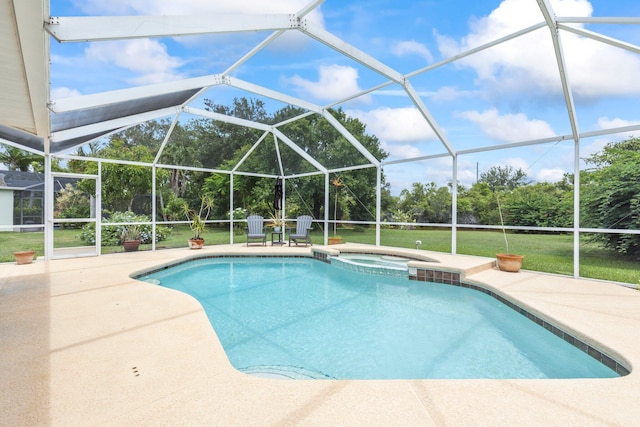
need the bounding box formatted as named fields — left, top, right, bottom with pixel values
left=406, top=22, right=547, bottom=78
left=321, top=110, right=380, bottom=166
left=296, top=0, right=325, bottom=17
left=228, top=77, right=322, bottom=113
left=273, top=134, right=285, bottom=177
left=403, top=79, right=456, bottom=156
left=537, top=0, right=580, bottom=142
left=153, top=112, right=181, bottom=165
left=50, top=107, right=179, bottom=143
left=232, top=131, right=271, bottom=173
left=274, top=110, right=316, bottom=128
left=299, top=21, right=404, bottom=84
left=223, top=1, right=324, bottom=76
left=224, top=31, right=287, bottom=76
left=558, top=24, right=640, bottom=54
left=184, top=107, right=272, bottom=132
left=50, top=75, right=227, bottom=113
left=272, top=128, right=327, bottom=173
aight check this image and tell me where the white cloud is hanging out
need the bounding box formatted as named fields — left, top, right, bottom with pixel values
left=435, top=0, right=640, bottom=99
left=347, top=106, right=438, bottom=143
left=578, top=116, right=640, bottom=160
left=597, top=117, right=640, bottom=139
left=391, top=40, right=433, bottom=62
left=431, top=86, right=475, bottom=102
left=84, top=39, right=184, bottom=84
left=380, top=142, right=423, bottom=159
left=502, top=157, right=530, bottom=171
left=51, top=87, right=82, bottom=99
left=286, top=65, right=367, bottom=102
left=459, top=108, right=556, bottom=142
left=536, top=168, right=565, bottom=182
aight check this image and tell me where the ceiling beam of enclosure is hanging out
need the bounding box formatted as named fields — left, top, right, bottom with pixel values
left=45, top=14, right=297, bottom=43
left=537, top=0, right=580, bottom=143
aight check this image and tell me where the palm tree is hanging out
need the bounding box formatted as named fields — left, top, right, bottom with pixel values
left=0, top=146, right=38, bottom=171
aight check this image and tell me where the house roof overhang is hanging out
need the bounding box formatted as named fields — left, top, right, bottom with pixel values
left=0, top=0, right=50, bottom=150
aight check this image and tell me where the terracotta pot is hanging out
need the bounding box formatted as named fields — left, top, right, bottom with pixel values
left=14, top=250, right=36, bottom=265
left=189, top=238, right=205, bottom=249
left=123, top=240, right=140, bottom=252
left=496, top=253, right=524, bottom=272
left=328, top=237, right=343, bottom=245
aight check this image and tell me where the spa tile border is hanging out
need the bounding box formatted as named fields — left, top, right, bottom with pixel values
left=313, top=251, right=330, bottom=263
left=411, top=267, right=630, bottom=377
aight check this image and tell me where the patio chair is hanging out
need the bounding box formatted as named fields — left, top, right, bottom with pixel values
left=288, top=215, right=313, bottom=247
left=245, top=215, right=267, bottom=246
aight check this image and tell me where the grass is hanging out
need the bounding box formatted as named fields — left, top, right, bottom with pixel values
left=1, top=225, right=638, bottom=285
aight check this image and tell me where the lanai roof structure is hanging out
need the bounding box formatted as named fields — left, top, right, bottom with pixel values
left=2, top=0, right=640, bottom=268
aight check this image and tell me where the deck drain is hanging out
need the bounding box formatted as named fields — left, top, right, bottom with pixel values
left=132, top=366, right=140, bottom=377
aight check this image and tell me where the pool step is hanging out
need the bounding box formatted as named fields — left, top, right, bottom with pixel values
left=239, top=365, right=335, bottom=379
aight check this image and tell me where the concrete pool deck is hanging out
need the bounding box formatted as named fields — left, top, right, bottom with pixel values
left=2, top=243, right=640, bottom=426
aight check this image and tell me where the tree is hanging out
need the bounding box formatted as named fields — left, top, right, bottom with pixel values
left=82, top=140, right=154, bottom=213
left=0, top=145, right=40, bottom=171
left=457, top=182, right=499, bottom=225
left=503, top=182, right=573, bottom=228
left=581, top=137, right=640, bottom=258
left=398, top=182, right=451, bottom=223
left=480, top=165, right=530, bottom=192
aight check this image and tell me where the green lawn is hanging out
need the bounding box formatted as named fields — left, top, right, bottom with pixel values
left=1, top=225, right=638, bottom=285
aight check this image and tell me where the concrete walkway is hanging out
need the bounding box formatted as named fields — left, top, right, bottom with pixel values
left=2, top=244, right=639, bottom=426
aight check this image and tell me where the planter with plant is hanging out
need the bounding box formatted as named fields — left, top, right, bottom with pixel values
left=496, top=196, right=524, bottom=272
left=328, top=236, right=344, bottom=245
left=270, top=210, right=287, bottom=233
left=185, top=195, right=214, bottom=249
left=121, top=225, right=142, bottom=252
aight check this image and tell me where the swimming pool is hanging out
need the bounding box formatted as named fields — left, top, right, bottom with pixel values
left=138, top=257, right=620, bottom=380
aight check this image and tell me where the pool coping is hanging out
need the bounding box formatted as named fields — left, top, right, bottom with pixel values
left=2, top=243, right=640, bottom=425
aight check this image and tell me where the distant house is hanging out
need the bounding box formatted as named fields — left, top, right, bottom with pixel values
left=0, top=171, right=77, bottom=232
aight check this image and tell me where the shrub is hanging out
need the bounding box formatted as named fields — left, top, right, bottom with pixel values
left=80, top=211, right=171, bottom=246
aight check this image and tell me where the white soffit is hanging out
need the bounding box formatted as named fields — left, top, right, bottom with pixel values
left=0, top=0, right=49, bottom=140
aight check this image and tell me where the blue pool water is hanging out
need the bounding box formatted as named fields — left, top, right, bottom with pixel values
left=139, top=257, right=619, bottom=380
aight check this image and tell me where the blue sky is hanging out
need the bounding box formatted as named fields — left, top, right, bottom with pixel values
left=48, top=0, right=640, bottom=193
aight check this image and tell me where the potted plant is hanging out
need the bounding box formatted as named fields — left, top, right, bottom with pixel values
left=13, top=250, right=36, bottom=264
left=121, top=225, right=141, bottom=252
left=332, top=176, right=344, bottom=236
left=496, top=196, right=524, bottom=272
left=269, top=210, right=287, bottom=233
left=185, top=195, right=214, bottom=249
left=328, top=235, right=344, bottom=245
